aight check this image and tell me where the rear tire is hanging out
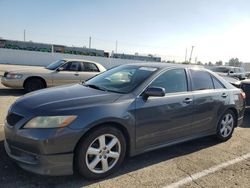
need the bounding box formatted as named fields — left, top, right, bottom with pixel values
left=75, top=126, right=126, bottom=180
left=24, top=78, right=45, bottom=93
left=216, top=110, right=236, bottom=141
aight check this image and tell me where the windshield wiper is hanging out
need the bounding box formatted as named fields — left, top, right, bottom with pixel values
left=84, top=84, right=107, bottom=91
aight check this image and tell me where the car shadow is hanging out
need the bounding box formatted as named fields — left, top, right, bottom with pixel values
left=0, top=136, right=220, bottom=187
left=0, top=88, right=25, bottom=97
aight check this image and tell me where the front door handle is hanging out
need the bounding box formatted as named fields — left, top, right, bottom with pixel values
left=221, top=93, right=228, bottom=98
left=183, top=98, right=192, bottom=104
left=74, top=73, right=79, bottom=76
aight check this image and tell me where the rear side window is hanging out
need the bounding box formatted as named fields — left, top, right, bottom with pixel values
left=190, top=69, right=213, bottom=90
left=83, top=62, right=99, bottom=72
left=150, top=68, right=188, bottom=93
left=212, top=76, right=225, bottom=89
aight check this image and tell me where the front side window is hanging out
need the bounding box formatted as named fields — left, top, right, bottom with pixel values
left=234, top=68, right=239, bottom=73
left=190, top=69, right=213, bottom=90
left=63, top=61, right=81, bottom=71
left=149, top=69, right=188, bottom=93
left=85, top=65, right=157, bottom=93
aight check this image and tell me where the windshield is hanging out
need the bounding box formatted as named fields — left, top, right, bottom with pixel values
left=85, top=65, right=158, bottom=93
left=210, top=67, right=230, bottom=73
left=46, top=60, right=66, bottom=70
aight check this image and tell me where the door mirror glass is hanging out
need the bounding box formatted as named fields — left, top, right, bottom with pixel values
left=143, top=87, right=165, bottom=98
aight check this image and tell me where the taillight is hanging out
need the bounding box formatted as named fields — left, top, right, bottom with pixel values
left=240, top=91, right=246, bottom=100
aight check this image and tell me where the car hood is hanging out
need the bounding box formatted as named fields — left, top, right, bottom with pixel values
left=12, top=84, right=122, bottom=115
left=8, top=66, right=53, bottom=74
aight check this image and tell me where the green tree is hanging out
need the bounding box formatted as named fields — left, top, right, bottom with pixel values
left=228, top=58, right=242, bottom=67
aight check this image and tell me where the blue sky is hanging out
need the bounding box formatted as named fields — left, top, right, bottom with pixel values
left=1, top=0, right=250, bottom=62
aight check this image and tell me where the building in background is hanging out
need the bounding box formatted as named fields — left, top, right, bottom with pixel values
left=0, top=39, right=105, bottom=57
left=0, top=38, right=161, bottom=62
left=111, top=53, right=161, bottom=62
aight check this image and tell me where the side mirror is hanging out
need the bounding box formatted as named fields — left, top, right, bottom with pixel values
left=143, top=87, right=165, bottom=100
left=57, top=67, right=64, bottom=72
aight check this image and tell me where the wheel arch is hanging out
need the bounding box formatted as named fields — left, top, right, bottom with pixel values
left=23, top=76, right=47, bottom=88
left=227, top=107, right=238, bottom=126
left=73, top=121, right=132, bottom=172
left=73, top=121, right=131, bottom=156
left=218, top=106, right=238, bottom=127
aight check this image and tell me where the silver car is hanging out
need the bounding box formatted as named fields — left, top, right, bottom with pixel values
left=1, top=59, right=106, bottom=92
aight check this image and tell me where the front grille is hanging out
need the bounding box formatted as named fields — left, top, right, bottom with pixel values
left=6, top=113, right=24, bottom=126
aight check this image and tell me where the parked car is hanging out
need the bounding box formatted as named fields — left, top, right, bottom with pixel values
left=220, top=76, right=250, bottom=107
left=4, top=63, right=245, bottom=179
left=238, top=79, right=250, bottom=106
left=210, top=66, right=246, bottom=80
left=1, top=59, right=106, bottom=92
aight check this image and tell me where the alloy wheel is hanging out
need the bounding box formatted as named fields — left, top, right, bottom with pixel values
left=220, top=113, right=234, bottom=138
left=85, top=134, right=121, bottom=174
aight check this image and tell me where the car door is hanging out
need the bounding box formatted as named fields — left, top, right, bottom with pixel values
left=135, top=68, right=194, bottom=149
left=189, top=69, right=228, bottom=134
left=78, top=62, right=100, bottom=82
left=52, top=61, right=81, bottom=86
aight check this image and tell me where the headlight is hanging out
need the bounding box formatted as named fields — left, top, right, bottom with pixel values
left=6, top=73, right=23, bottom=79
left=23, top=115, right=77, bottom=129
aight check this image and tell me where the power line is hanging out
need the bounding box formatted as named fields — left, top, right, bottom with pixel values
left=189, top=46, right=194, bottom=63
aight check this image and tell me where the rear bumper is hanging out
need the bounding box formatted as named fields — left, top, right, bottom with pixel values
left=4, top=140, right=74, bottom=176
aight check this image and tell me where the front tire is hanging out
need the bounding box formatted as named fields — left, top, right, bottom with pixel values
left=75, top=126, right=126, bottom=180
left=24, top=78, right=45, bottom=92
left=216, top=110, right=236, bottom=141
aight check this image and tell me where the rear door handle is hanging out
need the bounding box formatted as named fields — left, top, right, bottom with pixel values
left=183, top=98, right=192, bottom=104
left=74, top=73, right=79, bottom=76
left=221, top=93, right=228, bottom=98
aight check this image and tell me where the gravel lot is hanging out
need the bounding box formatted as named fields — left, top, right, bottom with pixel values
left=0, top=65, right=250, bottom=188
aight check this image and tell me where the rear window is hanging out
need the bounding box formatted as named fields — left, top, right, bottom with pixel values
left=211, top=67, right=230, bottom=73
left=212, top=76, right=225, bottom=89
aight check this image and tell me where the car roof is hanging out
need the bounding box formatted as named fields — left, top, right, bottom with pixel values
left=124, top=62, right=204, bottom=70
left=62, top=59, right=98, bottom=64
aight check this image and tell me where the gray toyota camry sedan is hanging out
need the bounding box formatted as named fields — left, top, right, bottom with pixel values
left=4, top=63, right=246, bottom=179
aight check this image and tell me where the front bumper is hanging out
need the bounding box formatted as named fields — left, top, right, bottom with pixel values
left=1, top=77, right=24, bottom=88
left=4, top=140, right=73, bottom=175
left=4, top=119, right=84, bottom=176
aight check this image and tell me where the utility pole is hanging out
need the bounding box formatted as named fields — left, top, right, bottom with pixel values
left=115, top=40, right=118, bottom=54
left=24, top=29, right=26, bottom=42
left=189, top=45, right=194, bottom=63
left=185, top=48, right=187, bottom=62
left=89, top=36, right=91, bottom=48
